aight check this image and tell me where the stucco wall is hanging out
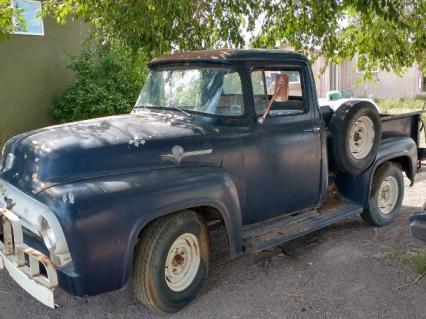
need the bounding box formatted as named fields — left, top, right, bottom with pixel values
left=0, top=18, right=87, bottom=146
left=348, top=63, right=422, bottom=99
left=312, top=57, right=423, bottom=99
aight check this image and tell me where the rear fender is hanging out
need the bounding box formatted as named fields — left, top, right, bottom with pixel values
left=335, top=137, right=418, bottom=207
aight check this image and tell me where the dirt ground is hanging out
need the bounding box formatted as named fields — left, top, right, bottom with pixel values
left=0, top=179, right=425, bottom=319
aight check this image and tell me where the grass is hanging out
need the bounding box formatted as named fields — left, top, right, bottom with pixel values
left=376, top=98, right=426, bottom=147
left=387, top=248, right=426, bottom=275
left=414, top=251, right=426, bottom=275
left=376, top=98, right=426, bottom=122
left=376, top=98, right=426, bottom=114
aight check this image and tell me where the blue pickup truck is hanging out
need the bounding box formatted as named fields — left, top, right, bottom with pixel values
left=1, top=49, right=425, bottom=313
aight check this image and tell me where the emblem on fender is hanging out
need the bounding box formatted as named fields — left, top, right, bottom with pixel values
left=161, top=145, right=212, bottom=164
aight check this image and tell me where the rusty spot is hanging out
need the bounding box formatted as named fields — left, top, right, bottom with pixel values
left=151, top=49, right=233, bottom=64
left=172, top=254, right=185, bottom=267
left=24, top=247, right=56, bottom=270
left=4, top=196, right=16, bottom=210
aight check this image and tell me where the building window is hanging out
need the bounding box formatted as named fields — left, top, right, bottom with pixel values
left=13, top=0, right=44, bottom=36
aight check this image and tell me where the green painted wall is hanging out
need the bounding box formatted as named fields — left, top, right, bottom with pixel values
left=0, top=18, right=87, bottom=147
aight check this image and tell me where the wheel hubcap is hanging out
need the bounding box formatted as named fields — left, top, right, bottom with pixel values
left=378, top=176, right=399, bottom=215
left=349, top=116, right=375, bottom=159
left=165, top=233, right=200, bottom=292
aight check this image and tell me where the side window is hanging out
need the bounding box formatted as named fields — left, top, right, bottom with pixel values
left=251, top=69, right=305, bottom=117
left=13, top=0, right=44, bottom=36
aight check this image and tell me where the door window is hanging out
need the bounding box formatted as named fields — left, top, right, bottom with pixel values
left=251, top=69, right=306, bottom=117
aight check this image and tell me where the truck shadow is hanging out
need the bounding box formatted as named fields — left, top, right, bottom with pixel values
left=2, top=205, right=424, bottom=318
left=203, top=203, right=424, bottom=294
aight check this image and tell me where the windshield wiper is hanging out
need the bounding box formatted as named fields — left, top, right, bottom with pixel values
left=168, top=106, right=193, bottom=119
left=137, top=105, right=193, bottom=119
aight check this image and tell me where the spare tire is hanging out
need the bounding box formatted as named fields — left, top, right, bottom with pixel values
left=329, top=101, right=381, bottom=174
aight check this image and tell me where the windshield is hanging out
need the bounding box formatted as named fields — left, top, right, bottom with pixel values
left=134, top=66, right=244, bottom=116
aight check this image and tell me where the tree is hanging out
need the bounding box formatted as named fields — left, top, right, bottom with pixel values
left=52, top=39, right=148, bottom=123
left=255, top=0, right=426, bottom=78
left=43, top=0, right=261, bottom=57
left=42, top=0, right=425, bottom=77
left=0, top=0, right=24, bottom=41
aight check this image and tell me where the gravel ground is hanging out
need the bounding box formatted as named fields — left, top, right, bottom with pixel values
left=0, top=179, right=425, bottom=319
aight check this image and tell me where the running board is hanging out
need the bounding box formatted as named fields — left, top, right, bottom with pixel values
left=242, top=203, right=363, bottom=253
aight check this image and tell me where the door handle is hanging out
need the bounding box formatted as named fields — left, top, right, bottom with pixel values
left=303, top=127, right=321, bottom=134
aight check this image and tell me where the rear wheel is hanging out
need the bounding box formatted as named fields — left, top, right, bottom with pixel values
left=132, top=210, right=209, bottom=314
left=361, top=162, right=404, bottom=226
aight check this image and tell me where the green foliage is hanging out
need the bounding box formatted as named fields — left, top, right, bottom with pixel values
left=52, top=40, right=148, bottom=123
left=42, top=0, right=261, bottom=58
left=42, top=0, right=426, bottom=77
left=376, top=98, right=426, bottom=113
left=0, top=0, right=24, bottom=41
left=254, top=0, right=426, bottom=79
left=414, top=252, right=426, bottom=275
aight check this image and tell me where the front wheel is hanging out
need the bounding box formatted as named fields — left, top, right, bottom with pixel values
left=132, top=210, right=209, bottom=314
left=361, top=162, right=404, bottom=226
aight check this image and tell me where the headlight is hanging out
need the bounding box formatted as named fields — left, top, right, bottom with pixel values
left=40, top=217, right=57, bottom=250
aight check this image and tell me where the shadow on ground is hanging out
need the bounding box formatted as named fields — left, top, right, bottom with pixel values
left=0, top=182, right=425, bottom=319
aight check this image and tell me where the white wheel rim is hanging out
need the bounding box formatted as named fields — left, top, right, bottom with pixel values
left=165, top=233, right=200, bottom=292
left=378, top=176, right=399, bottom=215
left=349, top=116, right=375, bottom=159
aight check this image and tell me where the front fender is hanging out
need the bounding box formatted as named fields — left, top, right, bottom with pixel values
left=336, top=137, right=418, bottom=207
left=36, top=166, right=242, bottom=296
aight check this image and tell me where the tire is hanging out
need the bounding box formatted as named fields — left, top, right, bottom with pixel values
left=132, top=210, right=209, bottom=314
left=361, top=162, right=404, bottom=226
left=329, top=101, right=381, bottom=174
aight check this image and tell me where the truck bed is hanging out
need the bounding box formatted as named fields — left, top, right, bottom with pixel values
left=381, top=111, right=426, bottom=178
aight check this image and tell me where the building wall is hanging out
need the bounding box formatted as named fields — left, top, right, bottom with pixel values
left=0, top=18, right=87, bottom=146
left=348, top=63, right=422, bottom=99
left=313, top=57, right=424, bottom=99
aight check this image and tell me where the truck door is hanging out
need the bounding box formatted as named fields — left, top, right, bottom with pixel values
left=241, top=64, right=322, bottom=224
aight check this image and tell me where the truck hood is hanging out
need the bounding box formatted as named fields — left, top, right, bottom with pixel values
left=0, top=112, right=221, bottom=195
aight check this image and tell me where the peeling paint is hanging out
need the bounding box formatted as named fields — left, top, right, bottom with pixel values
left=129, top=136, right=146, bottom=147
left=0, top=183, right=7, bottom=196
left=62, top=192, right=75, bottom=205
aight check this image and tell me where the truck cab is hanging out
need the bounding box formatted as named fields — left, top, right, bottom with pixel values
left=0, top=49, right=425, bottom=314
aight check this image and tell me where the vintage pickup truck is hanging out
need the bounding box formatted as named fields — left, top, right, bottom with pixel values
left=1, top=49, right=425, bottom=313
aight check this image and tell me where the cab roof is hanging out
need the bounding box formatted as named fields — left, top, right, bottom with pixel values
left=148, top=49, right=309, bottom=66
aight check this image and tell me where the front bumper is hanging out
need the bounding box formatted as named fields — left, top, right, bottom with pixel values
left=0, top=208, right=58, bottom=308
